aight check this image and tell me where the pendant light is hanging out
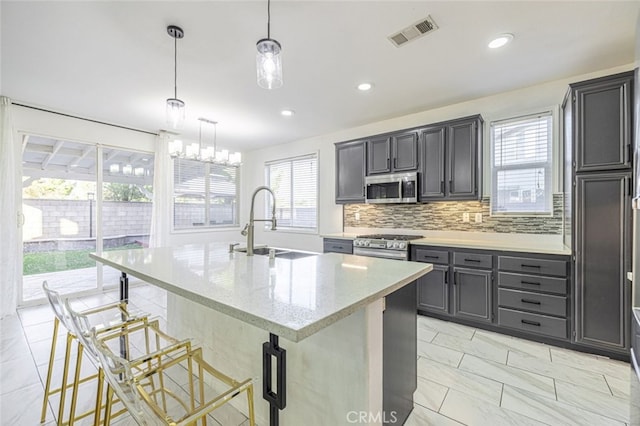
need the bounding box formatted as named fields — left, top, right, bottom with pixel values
left=166, top=25, right=185, bottom=129
left=256, top=0, right=283, bottom=89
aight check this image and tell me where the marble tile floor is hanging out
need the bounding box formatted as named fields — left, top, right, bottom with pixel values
left=407, top=315, right=632, bottom=426
left=1, top=283, right=631, bottom=425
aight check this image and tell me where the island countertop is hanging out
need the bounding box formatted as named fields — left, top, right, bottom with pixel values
left=90, top=243, right=431, bottom=342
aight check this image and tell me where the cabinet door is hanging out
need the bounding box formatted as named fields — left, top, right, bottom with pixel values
left=419, top=126, right=446, bottom=199
left=335, top=141, right=366, bottom=204
left=574, top=74, right=633, bottom=172
left=367, top=137, right=391, bottom=175
left=448, top=120, right=479, bottom=199
left=392, top=132, right=419, bottom=172
left=575, top=172, right=631, bottom=352
left=417, top=265, right=450, bottom=314
left=453, top=267, right=492, bottom=322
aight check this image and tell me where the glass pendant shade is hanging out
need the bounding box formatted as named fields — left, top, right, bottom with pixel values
left=166, top=97, right=185, bottom=129
left=256, top=38, right=283, bottom=89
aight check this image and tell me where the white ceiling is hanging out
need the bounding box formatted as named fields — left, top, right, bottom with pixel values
left=1, top=1, right=638, bottom=152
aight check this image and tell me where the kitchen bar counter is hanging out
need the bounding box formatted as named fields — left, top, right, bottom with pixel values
left=91, top=243, right=431, bottom=426
left=90, top=243, right=430, bottom=342
left=324, top=230, right=571, bottom=255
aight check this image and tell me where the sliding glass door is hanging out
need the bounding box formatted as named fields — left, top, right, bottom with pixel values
left=20, top=135, right=153, bottom=304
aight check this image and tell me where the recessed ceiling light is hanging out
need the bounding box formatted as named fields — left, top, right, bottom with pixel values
left=281, top=109, right=294, bottom=117
left=488, top=33, right=514, bottom=49
left=357, top=82, right=373, bottom=91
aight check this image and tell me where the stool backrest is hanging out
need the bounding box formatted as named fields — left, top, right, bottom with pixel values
left=90, top=331, right=160, bottom=425
left=42, top=281, right=73, bottom=331
left=64, top=299, right=100, bottom=362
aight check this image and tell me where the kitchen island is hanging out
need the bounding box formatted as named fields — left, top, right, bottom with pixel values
left=90, top=243, right=431, bottom=426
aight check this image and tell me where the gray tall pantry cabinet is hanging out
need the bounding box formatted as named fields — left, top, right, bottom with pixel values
left=564, top=71, right=634, bottom=357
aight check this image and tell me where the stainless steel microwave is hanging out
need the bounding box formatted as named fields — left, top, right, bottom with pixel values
left=365, top=172, right=418, bottom=204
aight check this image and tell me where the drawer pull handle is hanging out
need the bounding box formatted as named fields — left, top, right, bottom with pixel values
left=521, top=264, right=541, bottom=269
left=521, top=319, right=541, bottom=327
left=464, top=258, right=482, bottom=263
left=521, top=280, right=541, bottom=286
left=521, top=298, right=541, bottom=305
left=422, top=255, right=440, bottom=259
left=331, top=246, right=342, bottom=250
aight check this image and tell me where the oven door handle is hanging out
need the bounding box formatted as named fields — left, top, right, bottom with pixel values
left=353, top=247, right=408, bottom=260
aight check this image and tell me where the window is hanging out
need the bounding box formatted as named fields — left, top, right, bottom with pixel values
left=265, top=153, right=318, bottom=231
left=491, top=112, right=553, bottom=215
left=173, top=158, right=238, bottom=229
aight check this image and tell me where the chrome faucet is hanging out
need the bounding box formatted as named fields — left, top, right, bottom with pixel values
left=241, top=186, right=277, bottom=256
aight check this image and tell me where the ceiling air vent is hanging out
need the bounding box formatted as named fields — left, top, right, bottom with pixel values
left=388, top=15, right=438, bottom=48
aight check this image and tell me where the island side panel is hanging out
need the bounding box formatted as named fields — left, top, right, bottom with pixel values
left=167, top=293, right=385, bottom=426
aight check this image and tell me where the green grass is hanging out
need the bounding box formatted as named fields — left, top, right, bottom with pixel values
left=23, top=243, right=142, bottom=275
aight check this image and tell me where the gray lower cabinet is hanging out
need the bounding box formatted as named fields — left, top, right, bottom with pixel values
left=335, top=140, right=366, bottom=203
left=452, top=267, right=492, bottom=322
left=412, top=245, right=577, bottom=346
left=413, top=246, right=492, bottom=323
left=417, top=264, right=449, bottom=313
left=574, top=171, right=631, bottom=353
left=497, top=254, right=570, bottom=340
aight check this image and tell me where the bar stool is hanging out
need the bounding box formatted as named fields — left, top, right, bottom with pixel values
left=64, top=298, right=193, bottom=425
left=41, top=282, right=186, bottom=426
left=71, top=305, right=256, bottom=425
left=40, top=281, right=148, bottom=425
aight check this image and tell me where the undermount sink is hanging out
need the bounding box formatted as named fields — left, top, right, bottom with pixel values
left=235, top=246, right=318, bottom=259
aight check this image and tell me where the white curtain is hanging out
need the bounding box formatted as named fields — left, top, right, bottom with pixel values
left=0, top=97, right=19, bottom=317
left=149, top=131, right=172, bottom=248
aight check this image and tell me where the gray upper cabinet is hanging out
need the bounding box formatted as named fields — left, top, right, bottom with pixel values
left=367, top=132, right=419, bottom=175
left=335, top=140, right=366, bottom=204
left=367, top=136, right=391, bottom=174
left=572, top=72, right=633, bottom=172
left=419, top=115, right=483, bottom=201
left=419, top=127, right=446, bottom=198
left=392, top=132, right=419, bottom=171
left=574, top=171, right=631, bottom=353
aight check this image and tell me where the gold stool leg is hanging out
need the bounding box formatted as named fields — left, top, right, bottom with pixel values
left=93, top=369, right=104, bottom=426
left=247, top=383, right=256, bottom=426
left=57, top=332, right=74, bottom=425
left=41, top=317, right=60, bottom=423
left=67, top=343, right=84, bottom=426
left=102, top=386, right=113, bottom=426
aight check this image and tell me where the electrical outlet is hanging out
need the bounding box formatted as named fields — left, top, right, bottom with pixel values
left=462, top=212, right=470, bottom=223
left=475, top=213, right=483, bottom=223
left=355, top=212, right=360, bottom=221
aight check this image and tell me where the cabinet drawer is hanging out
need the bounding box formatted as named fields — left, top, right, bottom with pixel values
left=413, top=248, right=449, bottom=264
left=453, top=252, right=492, bottom=269
left=498, top=289, right=567, bottom=317
left=498, top=256, right=568, bottom=277
left=323, top=239, right=353, bottom=254
left=498, top=272, right=568, bottom=295
left=498, top=308, right=567, bottom=339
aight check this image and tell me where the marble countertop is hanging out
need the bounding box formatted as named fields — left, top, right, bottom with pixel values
left=322, top=231, right=571, bottom=255
left=90, top=243, right=431, bottom=342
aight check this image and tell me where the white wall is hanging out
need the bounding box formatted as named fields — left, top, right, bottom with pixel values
left=243, top=63, right=635, bottom=253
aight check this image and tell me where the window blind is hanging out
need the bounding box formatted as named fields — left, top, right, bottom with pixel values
left=491, top=112, right=553, bottom=215
left=173, top=158, right=239, bottom=229
left=265, top=154, right=318, bottom=230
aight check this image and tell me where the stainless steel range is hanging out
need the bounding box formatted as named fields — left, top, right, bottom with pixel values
left=353, top=234, right=423, bottom=260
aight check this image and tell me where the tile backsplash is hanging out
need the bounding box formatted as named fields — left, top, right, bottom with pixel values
left=343, top=194, right=563, bottom=234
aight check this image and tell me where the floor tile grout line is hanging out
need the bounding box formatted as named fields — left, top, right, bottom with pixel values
left=437, top=386, right=450, bottom=414
left=603, top=374, right=616, bottom=396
